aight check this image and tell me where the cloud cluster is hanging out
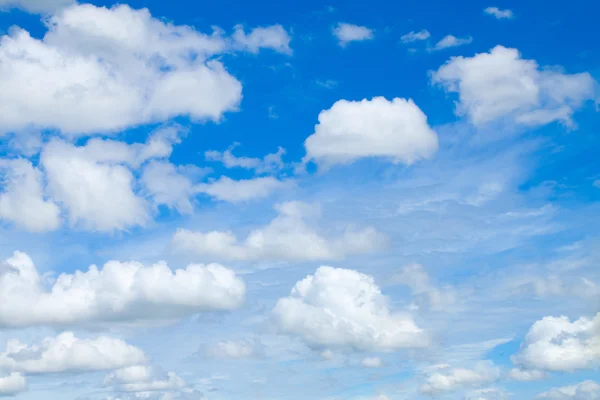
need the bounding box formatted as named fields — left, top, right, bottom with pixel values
left=420, top=362, right=501, bottom=394
left=273, top=266, right=427, bottom=351
left=104, top=365, right=186, bottom=393
left=303, top=97, right=438, bottom=168
left=0, top=251, right=245, bottom=328
left=432, top=45, right=598, bottom=128
left=0, top=373, right=26, bottom=397
left=172, top=201, right=385, bottom=262
left=537, top=381, right=600, bottom=400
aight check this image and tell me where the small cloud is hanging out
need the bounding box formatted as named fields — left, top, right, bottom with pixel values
left=400, top=29, right=431, bottom=43
left=316, top=79, right=338, bottom=89
left=484, top=6, right=514, bottom=19
left=333, top=23, right=374, bottom=47
left=431, top=35, right=473, bottom=51
left=593, top=180, right=600, bottom=188
left=268, top=105, right=279, bottom=119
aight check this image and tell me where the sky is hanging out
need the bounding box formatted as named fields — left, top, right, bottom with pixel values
left=0, top=0, right=598, bottom=399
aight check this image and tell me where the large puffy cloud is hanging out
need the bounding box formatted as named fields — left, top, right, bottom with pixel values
left=0, top=158, right=61, bottom=232
left=431, top=45, right=598, bottom=128
left=303, top=97, right=438, bottom=169
left=0, top=373, right=26, bottom=397
left=0, top=3, right=243, bottom=135
left=537, top=381, right=600, bottom=400
left=0, top=332, right=146, bottom=373
left=172, top=201, right=385, bottom=262
left=272, top=266, right=427, bottom=352
left=104, top=365, right=185, bottom=393
left=0, top=0, right=72, bottom=13
left=0, top=251, right=245, bottom=328
left=194, top=176, right=292, bottom=203
left=420, top=362, right=501, bottom=394
left=511, top=313, right=600, bottom=372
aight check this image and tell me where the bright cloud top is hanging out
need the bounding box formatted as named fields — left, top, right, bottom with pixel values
left=0, top=251, right=245, bottom=328
left=273, top=266, right=428, bottom=351
left=0, top=373, right=26, bottom=396
left=104, top=365, right=186, bottom=393
left=303, top=97, right=438, bottom=168
left=432, top=45, right=598, bottom=128
left=172, top=201, right=385, bottom=262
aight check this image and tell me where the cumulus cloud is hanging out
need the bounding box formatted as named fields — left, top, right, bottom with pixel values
left=420, top=362, right=501, bottom=394
left=0, top=332, right=146, bottom=373
left=0, top=3, right=243, bottom=136
left=511, top=313, right=600, bottom=372
left=195, top=176, right=292, bottom=203
left=400, top=29, right=430, bottom=43
left=332, top=23, right=374, bottom=46
left=0, top=373, right=26, bottom=396
left=484, top=7, right=514, bottom=19
left=507, top=368, right=548, bottom=381
left=207, top=340, right=261, bottom=360
left=303, top=97, right=438, bottom=169
left=537, top=381, right=600, bottom=400
left=104, top=365, right=185, bottom=393
left=0, top=0, right=72, bottom=13
left=432, top=34, right=473, bottom=51
left=232, top=24, right=291, bottom=54
left=0, top=158, right=61, bottom=232
left=273, top=266, right=427, bottom=352
left=0, top=251, right=245, bottom=328
left=172, top=201, right=385, bottom=262
left=205, top=143, right=286, bottom=175
left=431, top=45, right=598, bottom=128
left=140, top=161, right=199, bottom=214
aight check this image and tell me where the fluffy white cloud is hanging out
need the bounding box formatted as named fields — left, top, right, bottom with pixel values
left=0, top=373, right=26, bottom=397
left=303, top=97, right=438, bottom=168
left=511, top=313, right=600, bottom=372
left=273, top=266, right=427, bottom=352
left=207, top=340, right=261, bottom=360
left=0, top=251, right=245, bottom=328
left=431, top=45, right=598, bottom=128
left=194, top=176, right=292, bottom=203
left=507, top=368, right=548, bottom=381
left=361, top=357, right=382, bottom=368
left=104, top=365, right=185, bottom=393
left=332, top=23, right=374, bottom=46
left=0, top=3, right=242, bottom=136
left=232, top=24, right=291, bottom=54
left=205, top=143, right=286, bottom=175
left=420, top=362, right=501, bottom=394
left=0, top=158, right=61, bottom=232
left=432, top=34, right=473, bottom=51
left=140, top=161, right=198, bottom=214
left=0, top=0, right=72, bottom=13
left=393, top=263, right=457, bottom=311
left=172, top=201, right=385, bottom=262
left=484, top=7, right=514, bottom=19
left=400, top=29, right=430, bottom=43
left=0, top=332, right=146, bottom=373
left=537, top=381, right=600, bottom=400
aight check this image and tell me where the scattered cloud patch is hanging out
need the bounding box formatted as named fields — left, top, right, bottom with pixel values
left=232, top=24, right=292, bottom=54
left=104, top=365, right=186, bottom=393
left=195, top=176, right=292, bottom=203
left=420, top=362, right=501, bottom=394
left=332, top=23, right=374, bottom=47
left=0, top=373, right=26, bottom=397
left=205, top=143, right=286, bottom=175
left=537, top=381, right=600, bottom=400
left=432, top=34, right=473, bottom=51
left=400, top=29, right=430, bottom=43
left=484, top=7, right=514, bottom=19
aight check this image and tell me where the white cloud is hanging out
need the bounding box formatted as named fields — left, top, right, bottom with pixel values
left=537, top=381, right=600, bottom=400
left=205, top=143, right=286, bottom=175
left=511, top=312, right=600, bottom=372
left=194, top=176, right=292, bottom=203
left=332, top=23, right=374, bottom=47
left=400, top=29, right=430, bottom=43
left=431, top=45, right=598, bottom=128
left=0, top=0, right=72, bottom=13
left=0, top=3, right=242, bottom=136
left=303, top=97, right=438, bottom=169
left=0, top=373, right=26, bottom=397
left=140, top=161, right=196, bottom=214
left=232, top=24, right=291, bottom=54
left=172, top=201, right=385, bottom=262
left=0, top=332, right=146, bottom=373
left=0, top=158, right=61, bottom=232
left=104, top=365, right=185, bottom=393
left=273, top=266, right=428, bottom=352
left=207, top=340, right=261, bottom=360
left=392, top=263, right=457, bottom=311
left=0, top=251, right=245, bottom=328
left=484, top=7, right=514, bottom=19
left=361, top=357, right=382, bottom=368
left=507, top=368, right=548, bottom=381
left=465, top=388, right=510, bottom=400
left=420, top=362, right=501, bottom=394
left=432, top=34, right=473, bottom=51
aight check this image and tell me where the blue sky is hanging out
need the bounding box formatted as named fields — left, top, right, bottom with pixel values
left=0, top=0, right=598, bottom=399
